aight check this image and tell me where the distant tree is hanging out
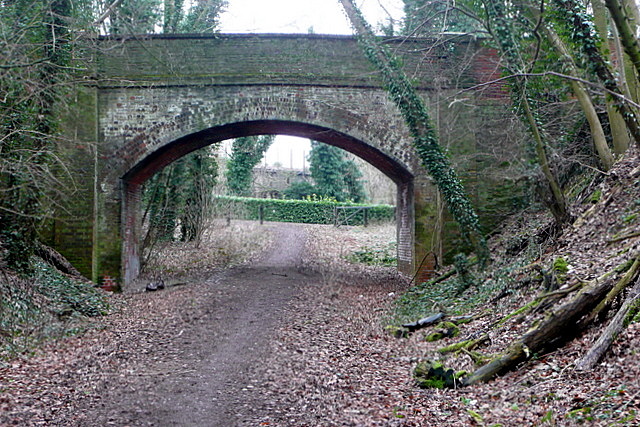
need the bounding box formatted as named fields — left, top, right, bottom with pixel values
left=179, top=0, right=227, bottom=32
left=308, top=141, right=366, bottom=202
left=101, top=0, right=227, bottom=34
left=142, top=147, right=217, bottom=250
left=226, top=135, right=274, bottom=197
left=283, top=181, right=316, bottom=200
left=107, top=0, right=161, bottom=34
left=402, top=0, right=482, bottom=35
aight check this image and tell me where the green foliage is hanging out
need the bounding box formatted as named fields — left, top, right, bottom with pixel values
left=214, top=195, right=394, bottom=225
left=32, top=259, right=109, bottom=318
left=589, top=189, right=602, bottom=203
left=402, top=0, right=482, bottom=35
left=226, top=135, right=274, bottom=197
left=1, top=257, right=108, bottom=361
left=180, top=0, right=228, bottom=33
left=346, top=1, right=488, bottom=264
left=0, top=0, right=73, bottom=273
left=308, top=141, right=366, bottom=202
left=553, top=257, right=569, bottom=274
left=108, top=0, right=162, bottom=34
left=283, top=181, right=316, bottom=200
left=388, top=251, right=535, bottom=326
left=345, top=242, right=397, bottom=267
left=103, top=0, right=227, bottom=34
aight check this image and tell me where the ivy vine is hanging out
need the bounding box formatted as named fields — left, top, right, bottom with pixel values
left=342, top=0, right=488, bottom=265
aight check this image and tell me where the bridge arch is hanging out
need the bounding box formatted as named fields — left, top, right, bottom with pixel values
left=120, top=117, right=416, bottom=286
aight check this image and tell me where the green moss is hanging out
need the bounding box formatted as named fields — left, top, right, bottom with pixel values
left=425, top=321, right=459, bottom=342
left=589, top=189, right=602, bottom=203
left=553, top=257, right=569, bottom=274
left=414, top=360, right=458, bottom=389
left=385, top=325, right=409, bottom=338
left=426, top=332, right=445, bottom=342
left=553, top=257, right=569, bottom=284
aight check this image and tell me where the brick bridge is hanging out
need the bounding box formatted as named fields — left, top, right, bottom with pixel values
left=54, top=33, right=513, bottom=289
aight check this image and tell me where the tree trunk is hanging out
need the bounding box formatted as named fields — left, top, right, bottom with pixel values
left=555, top=0, right=640, bottom=147
left=606, top=0, right=640, bottom=84
left=592, top=0, right=633, bottom=154
left=575, top=277, right=640, bottom=371
left=530, top=5, right=614, bottom=170
left=522, top=97, right=571, bottom=224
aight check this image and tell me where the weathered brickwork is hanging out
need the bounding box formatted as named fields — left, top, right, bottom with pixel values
left=55, top=34, right=514, bottom=289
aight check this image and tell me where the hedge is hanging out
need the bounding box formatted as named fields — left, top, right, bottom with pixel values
left=213, top=196, right=395, bottom=225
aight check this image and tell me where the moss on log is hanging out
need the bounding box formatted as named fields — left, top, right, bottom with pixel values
left=437, top=334, right=489, bottom=354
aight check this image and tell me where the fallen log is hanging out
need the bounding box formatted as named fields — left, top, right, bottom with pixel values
left=401, top=312, right=480, bottom=333
left=493, top=282, right=582, bottom=328
left=463, top=252, right=640, bottom=385
left=575, top=277, right=640, bottom=371
left=584, top=257, right=640, bottom=324
left=437, top=334, right=490, bottom=354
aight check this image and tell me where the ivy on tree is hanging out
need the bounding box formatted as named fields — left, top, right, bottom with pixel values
left=142, top=147, right=218, bottom=246
left=339, top=0, right=488, bottom=265
left=226, top=135, right=274, bottom=197
left=0, top=0, right=72, bottom=272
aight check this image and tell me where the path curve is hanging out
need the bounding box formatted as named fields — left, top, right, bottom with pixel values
left=88, top=222, right=314, bottom=426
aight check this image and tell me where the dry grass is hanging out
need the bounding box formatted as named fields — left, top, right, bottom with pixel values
left=141, top=219, right=273, bottom=282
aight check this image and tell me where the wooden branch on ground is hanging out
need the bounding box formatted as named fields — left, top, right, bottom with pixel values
left=402, top=313, right=445, bottom=332
left=463, top=252, right=640, bottom=385
left=607, top=230, right=640, bottom=244
left=438, top=334, right=490, bottom=354
left=403, top=312, right=483, bottom=333
left=492, top=282, right=582, bottom=328
left=575, top=277, right=640, bottom=371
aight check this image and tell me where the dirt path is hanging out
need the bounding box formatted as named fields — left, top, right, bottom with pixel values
left=2, top=222, right=416, bottom=426
left=78, top=223, right=316, bottom=426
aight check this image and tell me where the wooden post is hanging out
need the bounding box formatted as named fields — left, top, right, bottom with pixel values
left=364, top=208, right=369, bottom=227
left=259, top=205, right=264, bottom=225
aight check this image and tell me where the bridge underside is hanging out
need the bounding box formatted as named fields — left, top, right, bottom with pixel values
left=120, top=119, right=419, bottom=287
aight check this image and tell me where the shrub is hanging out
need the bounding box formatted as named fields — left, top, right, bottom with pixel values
left=213, top=195, right=394, bottom=225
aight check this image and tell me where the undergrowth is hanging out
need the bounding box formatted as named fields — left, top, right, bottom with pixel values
left=345, top=242, right=397, bottom=267
left=388, top=232, right=543, bottom=326
left=0, top=257, right=109, bottom=364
